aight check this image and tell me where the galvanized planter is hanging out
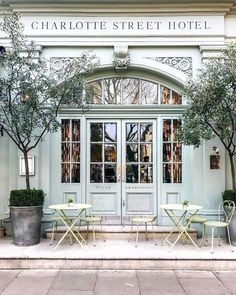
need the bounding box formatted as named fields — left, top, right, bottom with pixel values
left=10, top=206, right=43, bottom=246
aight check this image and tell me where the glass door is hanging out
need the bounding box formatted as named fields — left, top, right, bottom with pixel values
left=86, top=119, right=156, bottom=224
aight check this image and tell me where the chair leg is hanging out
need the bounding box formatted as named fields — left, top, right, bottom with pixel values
left=227, top=226, right=234, bottom=252
left=92, top=223, right=96, bottom=246
left=49, top=220, right=56, bottom=245
left=145, top=222, right=148, bottom=241
left=100, top=220, right=105, bottom=242
left=211, top=226, right=215, bottom=254
left=135, top=224, right=139, bottom=245
left=87, top=223, right=89, bottom=240
left=128, top=222, right=133, bottom=242
left=218, top=227, right=221, bottom=246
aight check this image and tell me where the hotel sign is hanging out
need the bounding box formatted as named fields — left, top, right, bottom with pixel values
left=20, top=15, right=224, bottom=36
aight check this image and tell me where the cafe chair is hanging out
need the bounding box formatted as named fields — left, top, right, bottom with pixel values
left=204, top=200, right=235, bottom=253
left=187, top=197, right=209, bottom=246
left=128, top=215, right=157, bottom=245
left=79, top=215, right=105, bottom=246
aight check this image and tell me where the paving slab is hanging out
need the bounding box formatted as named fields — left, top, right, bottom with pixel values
left=175, top=270, right=215, bottom=279
left=51, top=270, right=97, bottom=291
left=137, top=270, right=185, bottom=295
left=0, top=270, right=20, bottom=293
left=178, top=277, right=231, bottom=295
left=214, top=271, right=236, bottom=294
left=95, top=270, right=139, bottom=295
left=1, top=276, right=55, bottom=295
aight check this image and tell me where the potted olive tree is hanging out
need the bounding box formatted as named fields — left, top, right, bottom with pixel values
left=0, top=13, right=99, bottom=246
left=179, top=43, right=236, bottom=244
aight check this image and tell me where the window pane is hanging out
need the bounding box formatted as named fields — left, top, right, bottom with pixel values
left=173, top=143, right=182, bottom=162
left=140, top=164, right=153, bottom=183
left=86, top=81, right=102, bottom=104
left=173, top=120, right=181, bottom=141
left=72, top=120, right=80, bottom=141
left=140, top=123, right=152, bottom=142
left=140, top=144, right=152, bottom=162
left=163, top=143, right=171, bottom=162
left=91, top=144, right=103, bottom=162
left=90, top=123, right=103, bottom=142
left=173, top=164, right=182, bottom=183
left=61, top=163, right=70, bottom=183
left=172, top=90, right=182, bottom=105
left=90, top=164, right=103, bottom=183
left=71, top=164, right=80, bottom=183
left=126, top=164, right=139, bottom=183
left=126, top=144, right=138, bottom=162
left=163, top=164, right=171, bottom=183
left=104, top=144, right=117, bottom=162
left=163, top=120, right=171, bottom=141
left=105, top=123, right=117, bottom=142
left=141, top=81, right=158, bottom=104
left=61, top=143, right=70, bottom=162
left=72, top=143, right=80, bottom=162
left=122, top=78, right=139, bottom=104
left=61, top=119, right=70, bottom=141
left=105, top=164, right=117, bottom=183
left=160, top=86, right=171, bottom=104
left=126, top=123, right=138, bottom=142
left=104, top=78, right=121, bottom=104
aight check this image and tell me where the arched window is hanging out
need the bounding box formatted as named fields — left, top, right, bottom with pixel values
left=86, top=77, right=182, bottom=105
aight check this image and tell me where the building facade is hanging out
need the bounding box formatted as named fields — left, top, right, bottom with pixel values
left=0, top=0, right=235, bottom=226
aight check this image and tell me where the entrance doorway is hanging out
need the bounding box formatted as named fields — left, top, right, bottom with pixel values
left=86, top=119, right=157, bottom=224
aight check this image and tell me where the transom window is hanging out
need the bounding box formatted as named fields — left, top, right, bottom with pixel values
left=86, top=78, right=182, bottom=105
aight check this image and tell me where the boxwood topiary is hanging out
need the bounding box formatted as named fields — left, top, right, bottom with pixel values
left=10, top=189, right=45, bottom=207
left=222, top=190, right=236, bottom=203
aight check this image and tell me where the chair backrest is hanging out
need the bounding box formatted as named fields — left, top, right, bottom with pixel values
left=219, top=200, right=235, bottom=223
left=189, top=197, right=209, bottom=216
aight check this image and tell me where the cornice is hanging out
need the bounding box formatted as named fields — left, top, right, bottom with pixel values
left=0, top=1, right=235, bottom=15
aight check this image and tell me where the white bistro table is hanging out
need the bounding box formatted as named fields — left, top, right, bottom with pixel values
left=160, top=203, right=202, bottom=250
left=48, top=203, right=91, bottom=250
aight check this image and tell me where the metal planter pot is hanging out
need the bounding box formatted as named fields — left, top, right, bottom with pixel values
left=10, top=206, right=43, bottom=246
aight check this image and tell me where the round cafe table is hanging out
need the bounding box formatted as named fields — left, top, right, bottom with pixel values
left=160, top=203, right=202, bottom=250
left=49, top=203, right=91, bottom=250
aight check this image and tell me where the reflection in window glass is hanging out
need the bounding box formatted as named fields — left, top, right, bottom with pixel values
left=140, top=144, right=152, bottom=162
left=126, top=164, right=139, bottom=183
left=90, top=123, right=103, bottom=142
left=122, top=78, right=139, bottom=104
left=104, top=144, right=117, bottom=162
left=105, top=123, right=117, bottom=142
left=91, top=144, right=103, bottom=162
left=90, top=164, right=103, bottom=183
left=86, top=81, right=102, bottom=104
left=104, top=78, right=121, bottom=104
left=160, top=86, right=171, bottom=104
left=126, top=123, right=138, bottom=142
left=61, top=119, right=80, bottom=183
left=140, top=164, right=152, bottom=183
left=86, top=78, right=182, bottom=105
left=105, top=164, right=117, bottom=183
left=140, top=123, right=152, bottom=142
left=126, top=144, right=138, bottom=162
left=141, top=81, right=158, bottom=104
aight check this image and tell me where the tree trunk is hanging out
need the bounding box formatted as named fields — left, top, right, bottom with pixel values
left=23, top=150, right=30, bottom=190
left=229, top=152, right=236, bottom=190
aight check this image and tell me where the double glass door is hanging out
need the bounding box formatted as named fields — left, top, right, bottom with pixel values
left=86, top=119, right=156, bottom=224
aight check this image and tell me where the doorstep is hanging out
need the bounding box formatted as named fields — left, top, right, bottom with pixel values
left=1, top=231, right=236, bottom=271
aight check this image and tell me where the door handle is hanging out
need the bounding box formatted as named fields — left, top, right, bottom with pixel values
left=122, top=200, right=125, bottom=207
left=122, top=174, right=126, bottom=182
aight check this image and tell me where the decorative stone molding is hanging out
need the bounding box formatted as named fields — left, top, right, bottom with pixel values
left=144, top=57, right=192, bottom=76
left=113, top=45, right=130, bottom=70
left=50, top=57, right=74, bottom=80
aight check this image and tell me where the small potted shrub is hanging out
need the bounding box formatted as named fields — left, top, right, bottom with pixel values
left=67, top=198, right=74, bottom=207
left=10, top=189, right=45, bottom=246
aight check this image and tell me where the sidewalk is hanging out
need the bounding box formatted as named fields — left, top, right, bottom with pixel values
left=1, top=269, right=236, bottom=295
left=0, top=236, right=236, bottom=270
